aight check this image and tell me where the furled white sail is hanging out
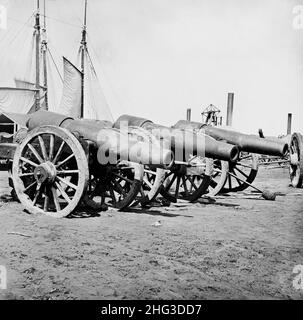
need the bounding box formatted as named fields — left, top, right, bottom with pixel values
left=58, top=57, right=82, bottom=118
left=14, top=79, right=46, bottom=91
left=0, top=87, right=37, bottom=114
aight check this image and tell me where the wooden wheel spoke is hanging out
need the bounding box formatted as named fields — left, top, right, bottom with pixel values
left=55, top=181, right=71, bottom=203
left=231, top=168, right=242, bottom=186
left=182, top=176, right=189, bottom=195
left=213, top=172, right=219, bottom=178
left=38, top=135, right=48, bottom=161
left=43, top=193, right=50, bottom=212
left=209, top=179, right=217, bottom=188
left=56, top=176, right=77, bottom=190
left=186, top=176, right=198, bottom=191
left=57, top=170, right=80, bottom=175
left=109, top=186, right=117, bottom=205
left=240, top=154, right=252, bottom=160
left=27, top=143, right=43, bottom=164
left=234, top=166, right=249, bottom=179
left=175, top=176, right=181, bottom=198
left=143, top=177, right=153, bottom=189
left=19, top=172, right=35, bottom=177
left=49, top=134, right=55, bottom=161
left=236, top=162, right=253, bottom=169
left=52, top=141, right=65, bottom=164
left=165, top=174, right=177, bottom=191
left=51, top=187, right=61, bottom=211
left=144, top=169, right=157, bottom=176
left=112, top=173, right=133, bottom=184
left=112, top=180, right=127, bottom=197
left=165, top=171, right=174, bottom=178
left=228, top=174, right=232, bottom=189
left=32, top=190, right=41, bottom=206
left=24, top=181, right=37, bottom=192
left=20, top=157, right=38, bottom=168
left=56, top=154, right=75, bottom=168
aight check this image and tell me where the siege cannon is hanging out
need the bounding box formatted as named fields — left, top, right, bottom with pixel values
left=173, top=120, right=302, bottom=194
left=0, top=110, right=174, bottom=217
left=113, top=114, right=240, bottom=202
left=173, top=120, right=288, bottom=157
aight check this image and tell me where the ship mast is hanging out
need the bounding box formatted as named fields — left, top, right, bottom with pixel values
left=80, top=0, right=88, bottom=118
left=41, top=0, right=48, bottom=110
left=34, top=0, right=41, bottom=111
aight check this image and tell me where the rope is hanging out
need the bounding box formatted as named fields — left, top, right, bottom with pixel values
left=47, top=47, right=63, bottom=82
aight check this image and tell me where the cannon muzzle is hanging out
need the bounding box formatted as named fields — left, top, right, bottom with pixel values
left=174, top=120, right=288, bottom=157
left=114, top=115, right=239, bottom=162
left=26, top=110, right=174, bottom=167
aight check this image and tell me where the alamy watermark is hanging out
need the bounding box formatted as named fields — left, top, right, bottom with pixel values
left=95, top=121, right=207, bottom=166
left=0, top=265, right=7, bottom=290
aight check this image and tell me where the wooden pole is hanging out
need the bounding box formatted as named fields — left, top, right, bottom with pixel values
left=41, top=0, right=48, bottom=110
left=35, top=0, right=41, bottom=111
left=287, top=113, right=292, bottom=135
left=186, top=108, right=191, bottom=121
left=226, top=92, right=234, bottom=126
left=80, top=0, right=88, bottom=118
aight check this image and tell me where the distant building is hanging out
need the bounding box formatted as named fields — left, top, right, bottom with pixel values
left=0, top=113, right=17, bottom=135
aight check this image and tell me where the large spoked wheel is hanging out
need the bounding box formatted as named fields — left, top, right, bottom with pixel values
left=205, top=160, right=229, bottom=196
left=12, top=126, right=89, bottom=218
left=138, top=167, right=167, bottom=206
left=289, top=132, right=303, bottom=188
left=221, top=152, right=259, bottom=193
left=83, top=161, right=144, bottom=210
left=160, top=157, right=213, bottom=202
left=128, top=127, right=168, bottom=206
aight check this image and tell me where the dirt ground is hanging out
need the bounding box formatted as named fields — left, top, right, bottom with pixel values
left=0, top=167, right=302, bottom=300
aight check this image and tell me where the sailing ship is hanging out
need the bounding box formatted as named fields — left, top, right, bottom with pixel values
left=0, top=0, right=113, bottom=134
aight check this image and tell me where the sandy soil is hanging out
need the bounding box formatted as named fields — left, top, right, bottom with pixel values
left=0, top=167, right=302, bottom=300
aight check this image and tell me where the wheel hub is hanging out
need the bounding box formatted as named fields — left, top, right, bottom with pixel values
left=34, top=161, right=57, bottom=184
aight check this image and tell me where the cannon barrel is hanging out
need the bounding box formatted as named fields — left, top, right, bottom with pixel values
left=114, top=115, right=239, bottom=162
left=174, top=120, right=288, bottom=157
left=26, top=110, right=174, bottom=167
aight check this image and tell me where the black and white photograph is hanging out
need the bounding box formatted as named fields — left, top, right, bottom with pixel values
left=0, top=0, right=302, bottom=305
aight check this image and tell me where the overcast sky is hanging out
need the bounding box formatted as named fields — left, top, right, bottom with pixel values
left=0, top=0, right=302, bottom=135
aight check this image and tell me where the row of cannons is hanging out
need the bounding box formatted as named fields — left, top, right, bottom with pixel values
left=0, top=110, right=301, bottom=218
